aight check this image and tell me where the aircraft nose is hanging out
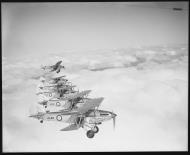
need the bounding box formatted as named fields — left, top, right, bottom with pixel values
left=111, top=112, right=117, bottom=118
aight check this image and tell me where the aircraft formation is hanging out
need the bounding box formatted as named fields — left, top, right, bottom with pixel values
left=29, top=60, right=117, bottom=138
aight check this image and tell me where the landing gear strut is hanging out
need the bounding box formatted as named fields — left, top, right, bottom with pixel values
left=93, top=126, right=99, bottom=133
left=86, top=130, right=95, bottom=138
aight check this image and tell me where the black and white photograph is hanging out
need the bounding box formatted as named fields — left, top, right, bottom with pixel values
left=2, top=2, right=188, bottom=152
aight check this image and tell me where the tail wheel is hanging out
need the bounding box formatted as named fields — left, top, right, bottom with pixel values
left=93, top=126, right=99, bottom=133
left=86, top=130, right=95, bottom=138
left=56, top=115, right=62, bottom=121
left=40, top=120, right=43, bottom=123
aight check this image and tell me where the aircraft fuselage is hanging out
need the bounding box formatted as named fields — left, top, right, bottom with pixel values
left=43, top=112, right=71, bottom=122
left=84, top=110, right=115, bottom=124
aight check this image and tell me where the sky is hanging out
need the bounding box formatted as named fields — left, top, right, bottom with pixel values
left=2, top=2, right=188, bottom=60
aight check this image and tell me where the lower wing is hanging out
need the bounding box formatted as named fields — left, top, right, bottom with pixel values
left=60, top=124, right=80, bottom=131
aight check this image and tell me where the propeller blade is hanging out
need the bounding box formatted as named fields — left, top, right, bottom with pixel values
left=112, top=110, right=116, bottom=130
left=113, top=117, right=116, bottom=130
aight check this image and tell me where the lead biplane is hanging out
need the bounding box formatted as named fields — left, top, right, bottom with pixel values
left=29, top=97, right=117, bottom=138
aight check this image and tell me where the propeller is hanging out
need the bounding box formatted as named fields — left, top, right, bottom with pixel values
left=112, top=110, right=117, bottom=130
left=113, top=116, right=116, bottom=130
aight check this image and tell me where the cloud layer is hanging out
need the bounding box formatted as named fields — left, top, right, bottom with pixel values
left=2, top=44, right=188, bottom=151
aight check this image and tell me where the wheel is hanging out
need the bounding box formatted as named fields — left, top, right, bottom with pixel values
left=86, top=130, right=95, bottom=138
left=93, top=126, right=99, bottom=133
left=44, top=105, right=47, bottom=108
left=40, top=120, right=43, bottom=123
left=56, top=115, right=62, bottom=121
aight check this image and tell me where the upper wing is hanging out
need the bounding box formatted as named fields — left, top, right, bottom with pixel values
left=57, top=80, right=67, bottom=85
left=60, top=124, right=80, bottom=131
left=52, top=75, right=66, bottom=80
left=53, top=61, right=62, bottom=70
left=45, top=83, right=57, bottom=86
left=55, top=61, right=62, bottom=66
left=65, top=90, right=91, bottom=100
left=49, top=98, right=60, bottom=101
left=75, top=90, right=91, bottom=98
left=63, top=90, right=78, bottom=99
left=76, top=97, right=104, bottom=114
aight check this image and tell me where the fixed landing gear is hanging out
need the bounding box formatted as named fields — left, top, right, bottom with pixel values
left=86, top=130, right=95, bottom=138
left=40, top=120, right=43, bottom=123
left=86, top=126, right=99, bottom=138
left=93, top=126, right=99, bottom=133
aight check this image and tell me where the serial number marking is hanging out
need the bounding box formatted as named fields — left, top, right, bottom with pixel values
left=47, top=117, right=54, bottom=119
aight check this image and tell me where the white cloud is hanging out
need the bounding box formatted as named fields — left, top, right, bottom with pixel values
left=2, top=44, right=188, bottom=151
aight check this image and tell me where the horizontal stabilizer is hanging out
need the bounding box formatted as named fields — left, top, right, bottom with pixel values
left=29, top=112, right=44, bottom=119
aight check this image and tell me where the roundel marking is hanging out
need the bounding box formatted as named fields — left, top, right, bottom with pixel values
left=56, top=115, right=62, bottom=121
left=56, top=102, right=61, bottom=106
